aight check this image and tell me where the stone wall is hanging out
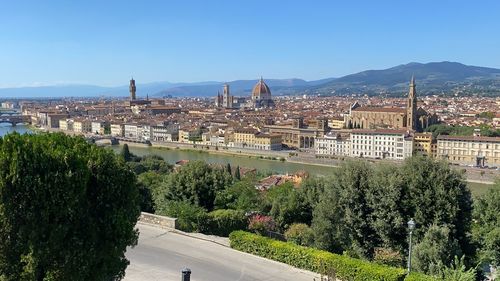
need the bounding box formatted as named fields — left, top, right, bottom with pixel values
left=139, top=212, right=178, bottom=229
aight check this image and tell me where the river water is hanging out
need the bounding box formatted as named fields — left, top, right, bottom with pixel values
left=0, top=125, right=335, bottom=176
left=109, top=145, right=337, bottom=176
left=0, top=124, right=32, bottom=136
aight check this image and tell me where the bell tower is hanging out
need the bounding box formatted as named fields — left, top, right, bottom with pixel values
left=129, top=77, right=136, bottom=100
left=406, top=76, right=417, bottom=130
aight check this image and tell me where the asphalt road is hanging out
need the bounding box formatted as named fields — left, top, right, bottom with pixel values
left=124, top=223, right=319, bottom=281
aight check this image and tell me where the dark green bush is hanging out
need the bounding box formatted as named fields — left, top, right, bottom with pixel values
left=199, top=209, right=248, bottom=237
left=229, top=231, right=408, bottom=281
left=163, top=201, right=207, bottom=232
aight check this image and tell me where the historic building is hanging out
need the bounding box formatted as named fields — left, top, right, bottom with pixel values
left=437, top=135, right=500, bottom=167
left=315, top=131, right=351, bottom=156
left=413, top=132, right=435, bottom=157
left=345, top=77, right=438, bottom=132
left=215, top=83, right=242, bottom=109
left=232, top=127, right=282, bottom=150
left=128, top=78, right=151, bottom=107
left=248, top=78, right=275, bottom=109
left=349, top=129, right=413, bottom=160
left=129, top=78, right=136, bottom=100
left=265, top=117, right=328, bottom=149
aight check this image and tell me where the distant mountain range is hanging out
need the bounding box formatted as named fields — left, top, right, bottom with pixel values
left=1, top=62, right=500, bottom=98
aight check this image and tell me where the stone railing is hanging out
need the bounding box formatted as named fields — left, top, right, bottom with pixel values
left=139, top=212, right=178, bottom=229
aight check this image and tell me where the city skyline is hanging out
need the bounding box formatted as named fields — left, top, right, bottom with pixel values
left=1, top=0, right=500, bottom=88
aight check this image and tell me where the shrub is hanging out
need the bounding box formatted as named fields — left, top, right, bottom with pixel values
left=248, top=214, right=275, bottom=235
left=404, top=272, right=440, bottom=281
left=373, top=247, right=403, bottom=268
left=229, top=231, right=409, bottom=281
left=284, top=223, right=314, bottom=247
left=199, top=209, right=248, bottom=237
left=163, top=201, right=207, bottom=232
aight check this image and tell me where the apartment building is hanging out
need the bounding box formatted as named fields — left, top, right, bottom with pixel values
left=59, top=119, right=74, bottom=131
left=437, top=135, right=500, bottom=167
left=233, top=128, right=282, bottom=150
left=124, top=123, right=142, bottom=140
left=349, top=129, right=413, bottom=160
left=151, top=123, right=179, bottom=142
left=413, top=132, right=435, bottom=157
left=110, top=123, right=125, bottom=137
left=315, top=132, right=350, bottom=156
left=73, top=119, right=92, bottom=133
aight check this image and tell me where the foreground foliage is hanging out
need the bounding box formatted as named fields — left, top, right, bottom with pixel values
left=0, top=133, right=140, bottom=281
left=230, top=231, right=415, bottom=281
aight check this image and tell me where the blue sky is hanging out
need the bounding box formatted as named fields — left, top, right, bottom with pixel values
left=1, top=0, right=499, bottom=87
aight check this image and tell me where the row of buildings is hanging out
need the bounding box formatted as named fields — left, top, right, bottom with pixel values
left=315, top=129, right=500, bottom=167
left=17, top=76, right=500, bottom=168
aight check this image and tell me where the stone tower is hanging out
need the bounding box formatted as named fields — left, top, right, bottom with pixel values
left=222, top=83, right=232, bottom=108
left=406, top=76, right=417, bottom=130
left=129, top=78, right=136, bottom=100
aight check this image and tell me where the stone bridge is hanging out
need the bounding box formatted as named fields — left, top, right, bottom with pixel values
left=0, top=115, right=31, bottom=126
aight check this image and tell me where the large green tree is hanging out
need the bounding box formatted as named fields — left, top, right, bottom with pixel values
left=0, top=133, right=140, bottom=281
left=153, top=161, right=232, bottom=212
left=310, top=157, right=473, bottom=265
left=400, top=157, right=473, bottom=259
left=473, top=181, right=500, bottom=267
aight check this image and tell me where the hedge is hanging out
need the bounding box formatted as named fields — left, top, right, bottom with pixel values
left=229, top=231, right=439, bottom=281
left=404, top=272, right=440, bottom=281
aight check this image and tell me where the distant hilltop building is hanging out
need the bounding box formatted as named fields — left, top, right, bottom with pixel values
left=215, top=77, right=275, bottom=110
left=344, top=77, right=438, bottom=132
left=249, top=77, right=275, bottom=109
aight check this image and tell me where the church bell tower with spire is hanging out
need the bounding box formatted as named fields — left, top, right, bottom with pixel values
left=406, top=76, right=417, bottom=131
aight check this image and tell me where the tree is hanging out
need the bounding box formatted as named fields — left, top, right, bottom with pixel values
left=120, top=143, right=132, bottom=161
left=234, top=165, right=241, bottom=180
left=366, top=164, right=408, bottom=254
left=214, top=180, right=261, bottom=212
left=267, top=183, right=313, bottom=232
left=400, top=157, right=473, bottom=261
left=153, top=161, right=232, bottom=212
left=473, top=181, right=500, bottom=267
left=137, top=171, right=168, bottom=213
left=285, top=223, right=314, bottom=247
left=0, top=133, right=140, bottom=281
left=226, top=163, right=232, bottom=175
left=412, top=224, right=462, bottom=275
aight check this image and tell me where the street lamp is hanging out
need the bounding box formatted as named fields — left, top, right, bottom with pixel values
left=407, top=218, right=416, bottom=273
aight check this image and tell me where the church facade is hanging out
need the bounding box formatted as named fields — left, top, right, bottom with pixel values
left=345, top=77, right=438, bottom=132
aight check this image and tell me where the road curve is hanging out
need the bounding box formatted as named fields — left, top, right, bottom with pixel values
left=124, top=223, right=320, bottom=281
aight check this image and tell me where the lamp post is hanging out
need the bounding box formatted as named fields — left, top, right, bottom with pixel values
left=407, top=218, right=416, bottom=273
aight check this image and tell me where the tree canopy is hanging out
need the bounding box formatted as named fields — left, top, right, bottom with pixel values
left=0, top=133, right=140, bottom=281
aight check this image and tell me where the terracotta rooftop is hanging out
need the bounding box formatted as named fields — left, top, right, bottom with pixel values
left=351, top=129, right=409, bottom=135
left=353, top=107, right=406, bottom=113
left=437, top=135, right=500, bottom=142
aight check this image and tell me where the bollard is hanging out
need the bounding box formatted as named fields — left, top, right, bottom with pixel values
left=181, top=268, right=191, bottom=281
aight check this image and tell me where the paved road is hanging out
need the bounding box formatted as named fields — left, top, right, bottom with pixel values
left=124, top=223, right=319, bottom=281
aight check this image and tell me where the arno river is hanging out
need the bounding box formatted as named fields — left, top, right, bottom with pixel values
left=0, top=125, right=336, bottom=176
left=108, top=145, right=337, bottom=176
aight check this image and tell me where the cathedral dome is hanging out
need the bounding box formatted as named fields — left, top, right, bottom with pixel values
left=251, top=77, right=271, bottom=99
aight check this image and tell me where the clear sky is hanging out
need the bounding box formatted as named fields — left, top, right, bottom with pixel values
left=1, top=0, right=499, bottom=87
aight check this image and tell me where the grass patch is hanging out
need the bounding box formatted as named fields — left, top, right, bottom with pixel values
left=467, top=181, right=494, bottom=198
